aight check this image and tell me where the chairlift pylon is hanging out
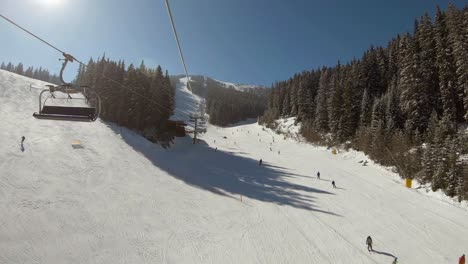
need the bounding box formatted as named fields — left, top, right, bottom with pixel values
left=33, top=53, right=101, bottom=122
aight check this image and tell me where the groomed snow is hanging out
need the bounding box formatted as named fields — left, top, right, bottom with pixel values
left=170, top=76, right=202, bottom=124
left=1, top=69, right=467, bottom=263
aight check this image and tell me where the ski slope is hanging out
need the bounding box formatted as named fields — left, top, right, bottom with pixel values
left=1, top=69, right=467, bottom=263
left=170, top=76, right=202, bottom=123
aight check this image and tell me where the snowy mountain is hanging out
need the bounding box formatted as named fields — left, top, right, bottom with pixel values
left=171, top=74, right=265, bottom=95
left=212, top=78, right=265, bottom=92
left=1, top=69, right=468, bottom=263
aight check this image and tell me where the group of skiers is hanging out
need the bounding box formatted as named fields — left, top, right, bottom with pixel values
left=234, top=132, right=466, bottom=264
left=316, top=171, right=336, bottom=188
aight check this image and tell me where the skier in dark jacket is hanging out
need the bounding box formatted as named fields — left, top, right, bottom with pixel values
left=332, top=181, right=336, bottom=188
left=259, top=159, right=263, bottom=166
left=317, top=171, right=320, bottom=179
left=366, top=236, right=373, bottom=251
left=21, top=136, right=25, bottom=144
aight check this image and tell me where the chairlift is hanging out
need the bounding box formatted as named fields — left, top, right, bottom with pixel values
left=33, top=53, right=101, bottom=122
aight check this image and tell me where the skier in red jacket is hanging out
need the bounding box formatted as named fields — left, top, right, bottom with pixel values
left=460, top=254, right=465, bottom=264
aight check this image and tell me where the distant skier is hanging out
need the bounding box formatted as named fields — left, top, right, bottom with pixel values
left=317, top=171, right=320, bottom=179
left=332, top=181, right=336, bottom=188
left=366, top=236, right=373, bottom=251
left=259, top=159, right=263, bottom=166
left=392, top=258, right=398, bottom=264
left=20, top=136, right=26, bottom=152
left=278, top=150, right=280, bottom=155
left=460, top=254, right=465, bottom=264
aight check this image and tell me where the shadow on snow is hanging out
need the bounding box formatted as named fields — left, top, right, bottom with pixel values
left=110, top=125, right=340, bottom=216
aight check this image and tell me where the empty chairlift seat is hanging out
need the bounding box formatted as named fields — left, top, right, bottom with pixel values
left=32, top=53, right=101, bottom=122
left=34, top=105, right=98, bottom=121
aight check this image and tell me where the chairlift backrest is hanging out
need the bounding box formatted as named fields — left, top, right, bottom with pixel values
left=33, top=54, right=101, bottom=122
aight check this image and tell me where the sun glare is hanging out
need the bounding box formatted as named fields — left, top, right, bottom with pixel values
left=39, top=0, right=62, bottom=7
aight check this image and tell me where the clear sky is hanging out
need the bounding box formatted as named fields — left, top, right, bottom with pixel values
left=1, top=0, right=466, bottom=86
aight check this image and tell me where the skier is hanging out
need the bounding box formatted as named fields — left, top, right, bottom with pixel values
left=20, top=136, right=26, bottom=152
left=332, top=181, right=336, bottom=188
left=317, top=171, right=320, bottom=179
left=460, top=254, right=465, bottom=264
left=259, top=159, right=263, bottom=166
left=392, top=258, right=398, bottom=264
left=366, top=236, right=373, bottom=251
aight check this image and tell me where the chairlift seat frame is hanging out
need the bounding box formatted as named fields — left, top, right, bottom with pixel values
left=33, top=53, right=101, bottom=122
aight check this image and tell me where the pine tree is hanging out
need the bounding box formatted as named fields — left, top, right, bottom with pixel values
left=435, top=6, right=458, bottom=124
left=314, top=68, right=330, bottom=132
left=399, top=24, right=431, bottom=135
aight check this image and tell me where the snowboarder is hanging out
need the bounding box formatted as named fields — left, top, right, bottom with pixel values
left=259, top=159, right=263, bottom=166
left=317, top=171, right=320, bottom=179
left=332, top=181, right=336, bottom=188
left=366, top=236, right=373, bottom=251
left=460, top=254, right=465, bottom=264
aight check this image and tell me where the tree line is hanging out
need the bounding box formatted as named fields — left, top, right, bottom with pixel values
left=0, top=61, right=60, bottom=84
left=75, top=56, right=176, bottom=147
left=261, top=4, right=468, bottom=201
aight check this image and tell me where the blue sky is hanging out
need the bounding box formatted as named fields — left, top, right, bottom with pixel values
left=1, top=0, right=466, bottom=86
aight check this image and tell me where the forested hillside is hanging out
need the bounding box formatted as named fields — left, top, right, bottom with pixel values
left=1, top=61, right=60, bottom=84
left=76, top=57, right=176, bottom=147
left=261, top=4, right=468, bottom=200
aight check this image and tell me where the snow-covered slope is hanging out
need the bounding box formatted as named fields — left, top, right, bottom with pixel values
left=1, top=69, right=468, bottom=264
left=170, top=76, right=203, bottom=123
left=213, top=78, right=264, bottom=92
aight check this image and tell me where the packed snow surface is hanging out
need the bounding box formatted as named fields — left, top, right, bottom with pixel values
left=1, top=69, right=468, bottom=264
left=170, top=76, right=202, bottom=123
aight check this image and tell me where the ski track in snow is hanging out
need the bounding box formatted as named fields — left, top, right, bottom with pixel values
left=1, top=69, right=467, bottom=264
